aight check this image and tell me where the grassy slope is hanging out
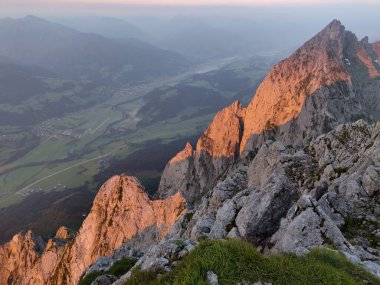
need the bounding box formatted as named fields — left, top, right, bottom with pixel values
left=125, top=240, right=380, bottom=285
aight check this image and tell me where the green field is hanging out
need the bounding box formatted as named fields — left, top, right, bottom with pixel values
left=0, top=55, right=274, bottom=209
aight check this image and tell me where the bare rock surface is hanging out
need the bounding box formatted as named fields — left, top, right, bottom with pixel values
left=0, top=231, right=45, bottom=285
left=0, top=175, right=186, bottom=285
left=156, top=100, right=246, bottom=204
left=206, top=271, right=218, bottom=285
left=241, top=20, right=380, bottom=153
left=91, top=274, right=117, bottom=285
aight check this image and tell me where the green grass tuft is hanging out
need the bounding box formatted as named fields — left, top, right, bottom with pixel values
left=123, top=239, right=380, bottom=285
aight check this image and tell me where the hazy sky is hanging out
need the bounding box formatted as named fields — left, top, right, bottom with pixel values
left=2, top=0, right=378, bottom=5
left=1, top=0, right=379, bottom=22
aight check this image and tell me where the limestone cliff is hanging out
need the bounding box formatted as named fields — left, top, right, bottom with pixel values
left=241, top=20, right=350, bottom=151
left=0, top=175, right=186, bottom=285
left=158, top=20, right=380, bottom=206
left=164, top=120, right=380, bottom=278
left=156, top=100, right=245, bottom=204
left=0, top=231, right=45, bottom=285
left=241, top=20, right=380, bottom=152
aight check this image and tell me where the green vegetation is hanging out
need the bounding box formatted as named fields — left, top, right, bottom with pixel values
left=124, top=240, right=380, bottom=285
left=342, top=217, right=380, bottom=248
left=79, top=258, right=137, bottom=285
left=0, top=54, right=273, bottom=209
left=0, top=55, right=275, bottom=241
left=334, top=167, right=349, bottom=177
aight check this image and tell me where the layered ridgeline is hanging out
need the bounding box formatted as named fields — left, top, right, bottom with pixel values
left=0, top=20, right=380, bottom=284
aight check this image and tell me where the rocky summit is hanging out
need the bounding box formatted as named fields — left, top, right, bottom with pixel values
left=0, top=20, right=379, bottom=285
left=0, top=176, right=186, bottom=284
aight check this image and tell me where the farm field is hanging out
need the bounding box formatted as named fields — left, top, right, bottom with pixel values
left=0, top=54, right=275, bottom=241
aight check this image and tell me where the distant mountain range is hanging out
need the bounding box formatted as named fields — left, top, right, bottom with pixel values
left=0, top=15, right=189, bottom=84
left=0, top=20, right=379, bottom=285
left=0, top=15, right=193, bottom=126
left=50, top=16, right=151, bottom=42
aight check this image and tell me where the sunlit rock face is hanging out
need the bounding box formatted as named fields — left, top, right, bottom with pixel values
left=240, top=20, right=380, bottom=153
left=240, top=20, right=350, bottom=152
left=156, top=100, right=245, bottom=204
left=54, top=226, right=73, bottom=241
left=0, top=231, right=45, bottom=285
left=0, top=175, right=186, bottom=285
left=196, top=100, right=246, bottom=159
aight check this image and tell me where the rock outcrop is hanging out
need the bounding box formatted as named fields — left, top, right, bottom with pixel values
left=112, top=120, right=379, bottom=283
left=240, top=20, right=380, bottom=152
left=0, top=231, right=45, bottom=285
left=0, top=175, right=186, bottom=285
left=156, top=100, right=246, bottom=204
left=162, top=120, right=380, bottom=277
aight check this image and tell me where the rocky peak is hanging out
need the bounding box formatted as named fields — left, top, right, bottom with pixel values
left=239, top=19, right=380, bottom=153
left=54, top=226, right=73, bottom=240
left=157, top=100, right=246, bottom=203
left=318, top=19, right=345, bottom=39
left=12, top=230, right=45, bottom=254
left=0, top=175, right=186, bottom=285
left=0, top=230, right=45, bottom=285
left=53, top=175, right=187, bottom=284
left=45, top=226, right=74, bottom=250
left=157, top=20, right=378, bottom=203
left=361, top=36, right=370, bottom=45
left=196, top=100, right=245, bottom=158
left=168, top=142, right=193, bottom=164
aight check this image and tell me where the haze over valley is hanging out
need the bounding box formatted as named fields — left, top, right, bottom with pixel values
left=0, top=12, right=280, bottom=241
left=0, top=2, right=379, bottom=284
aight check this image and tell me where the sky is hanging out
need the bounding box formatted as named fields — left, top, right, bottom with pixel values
left=1, top=0, right=378, bottom=5
left=0, top=0, right=378, bottom=21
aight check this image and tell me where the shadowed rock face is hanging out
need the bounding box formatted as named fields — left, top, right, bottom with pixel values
left=0, top=175, right=186, bottom=285
left=357, top=42, right=379, bottom=78
left=156, top=100, right=245, bottom=204
left=373, top=42, right=380, bottom=60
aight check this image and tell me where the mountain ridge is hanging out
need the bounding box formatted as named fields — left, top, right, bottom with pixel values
left=0, top=19, right=379, bottom=284
left=0, top=15, right=189, bottom=83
